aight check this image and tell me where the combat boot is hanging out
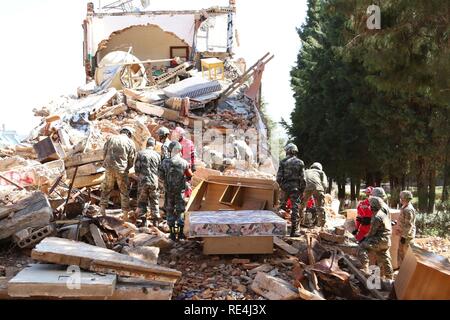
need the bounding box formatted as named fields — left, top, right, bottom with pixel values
left=169, top=227, right=177, bottom=241
left=290, top=220, right=300, bottom=237
left=178, top=226, right=186, bottom=241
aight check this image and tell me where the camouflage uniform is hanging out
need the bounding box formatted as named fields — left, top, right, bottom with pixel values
left=300, top=165, right=329, bottom=227
left=277, top=155, right=306, bottom=234
left=159, top=153, right=189, bottom=229
left=135, top=147, right=161, bottom=223
left=100, top=134, right=136, bottom=212
left=358, top=196, right=394, bottom=280
left=398, top=199, right=416, bottom=267
left=160, top=138, right=172, bottom=161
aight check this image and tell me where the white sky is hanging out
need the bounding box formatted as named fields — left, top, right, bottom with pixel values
left=0, top=0, right=307, bottom=136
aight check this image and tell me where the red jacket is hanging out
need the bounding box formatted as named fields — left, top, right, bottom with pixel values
left=286, top=197, right=314, bottom=209
left=355, top=199, right=373, bottom=241
left=180, top=137, right=195, bottom=168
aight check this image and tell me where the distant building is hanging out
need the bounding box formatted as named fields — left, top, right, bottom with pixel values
left=0, top=124, right=21, bottom=146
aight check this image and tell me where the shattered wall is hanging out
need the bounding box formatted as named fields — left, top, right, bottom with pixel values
left=97, top=24, right=190, bottom=63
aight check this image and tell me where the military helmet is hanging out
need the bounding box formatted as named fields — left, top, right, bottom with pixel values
left=146, top=137, right=156, bottom=147
left=157, top=127, right=170, bottom=137
left=120, top=126, right=134, bottom=138
left=310, top=162, right=323, bottom=171
left=284, top=143, right=298, bottom=154
left=372, top=187, right=387, bottom=200
left=369, top=196, right=383, bottom=212
left=400, top=190, right=413, bottom=200
left=169, top=141, right=182, bottom=154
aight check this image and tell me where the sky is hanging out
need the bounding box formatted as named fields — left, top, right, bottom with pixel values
left=0, top=0, right=307, bottom=137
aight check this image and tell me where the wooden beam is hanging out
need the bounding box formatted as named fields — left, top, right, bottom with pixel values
left=64, top=150, right=104, bottom=168
left=31, top=237, right=181, bottom=285
left=339, top=253, right=385, bottom=300
left=274, top=237, right=299, bottom=255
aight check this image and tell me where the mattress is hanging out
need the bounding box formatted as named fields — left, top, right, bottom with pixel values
left=163, top=76, right=222, bottom=99
left=188, top=210, right=287, bottom=238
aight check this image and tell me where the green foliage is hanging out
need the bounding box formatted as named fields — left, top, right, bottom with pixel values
left=290, top=0, right=450, bottom=212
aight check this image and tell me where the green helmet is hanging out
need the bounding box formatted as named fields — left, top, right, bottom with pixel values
left=284, top=143, right=298, bottom=154
left=120, top=126, right=134, bottom=138
left=157, top=127, right=170, bottom=137
left=310, top=162, right=323, bottom=171
left=372, top=187, right=387, bottom=200
left=369, top=196, right=383, bottom=212
left=400, top=190, right=413, bottom=200
left=169, top=141, right=182, bottom=154
left=146, top=137, right=156, bottom=147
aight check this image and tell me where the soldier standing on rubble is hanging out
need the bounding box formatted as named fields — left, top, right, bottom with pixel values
left=134, top=137, right=161, bottom=227
left=100, top=127, right=136, bottom=216
left=300, top=162, right=329, bottom=228
left=157, top=127, right=172, bottom=161
left=159, top=141, right=193, bottom=241
left=358, top=196, right=394, bottom=280
left=353, top=187, right=374, bottom=242
left=277, top=143, right=306, bottom=237
left=395, top=190, right=416, bottom=267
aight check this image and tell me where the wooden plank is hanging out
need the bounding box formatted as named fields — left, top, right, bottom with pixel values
left=250, top=272, right=299, bottom=300
left=66, top=164, right=100, bottom=178
left=339, top=253, right=385, bottom=300
left=93, top=281, right=173, bottom=300
left=319, top=231, right=345, bottom=244
left=71, top=173, right=105, bottom=189
left=95, top=103, right=127, bottom=120
left=64, top=150, right=104, bottom=168
left=128, top=100, right=180, bottom=122
left=203, top=236, right=273, bottom=255
left=89, top=224, right=107, bottom=248
left=394, top=246, right=450, bottom=300
left=0, top=193, right=53, bottom=240
left=31, top=238, right=181, bottom=285
left=274, top=237, right=299, bottom=255
left=8, top=264, right=116, bottom=298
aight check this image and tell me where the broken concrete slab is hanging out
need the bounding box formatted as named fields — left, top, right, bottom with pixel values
left=0, top=192, right=53, bottom=240
left=14, top=224, right=56, bottom=249
left=31, top=237, right=181, bottom=285
left=273, top=237, right=299, bottom=255
left=8, top=264, right=117, bottom=298
left=250, top=272, right=299, bottom=300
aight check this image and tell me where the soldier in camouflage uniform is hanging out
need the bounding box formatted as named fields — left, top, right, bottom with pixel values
left=159, top=141, right=193, bottom=241
left=300, top=162, right=329, bottom=227
left=358, top=196, right=394, bottom=280
left=277, top=143, right=306, bottom=237
left=396, top=190, right=416, bottom=267
left=100, top=127, right=137, bottom=216
left=372, top=187, right=391, bottom=219
left=134, top=137, right=161, bottom=227
left=157, top=127, right=172, bottom=161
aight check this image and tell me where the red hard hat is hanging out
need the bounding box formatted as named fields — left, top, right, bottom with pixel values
left=364, top=186, right=374, bottom=195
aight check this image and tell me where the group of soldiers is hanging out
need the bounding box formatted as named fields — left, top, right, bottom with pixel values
left=277, top=143, right=417, bottom=281
left=99, top=126, right=193, bottom=241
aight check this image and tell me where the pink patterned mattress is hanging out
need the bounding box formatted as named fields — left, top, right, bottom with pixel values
left=188, top=210, right=287, bottom=238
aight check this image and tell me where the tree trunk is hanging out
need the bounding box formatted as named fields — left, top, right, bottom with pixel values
left=442, top=151, right=449, bottom=202
left=374, top=171, right=382, bottom=187
left=417, top=158, right=428, bottom=213
left=355, top=178, right=361, bottom=201
left=350, top=178, right=356, bottom=201
left=401, top=174, right=406, bottom=191
left=327, top=177, right=333, bottom=194
left=389, top=175, right=400, bottom=208
left=427, top=168, right=436, bottom=214
left=338, top=178, right=346, bottom=211
left=366, top=172, right=374, bottom=187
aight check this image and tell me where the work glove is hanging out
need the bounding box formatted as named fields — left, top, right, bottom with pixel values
left=352, top=229, right=358, bottom=236
left=360, top=217, right=372, bottom=226
left=400, top=237, right=406, bottom=244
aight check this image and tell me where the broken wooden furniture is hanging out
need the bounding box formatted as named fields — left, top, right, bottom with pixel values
left=31, top=237, right=182, bottom=285
left=186, top=175, right=279, bottom=212
left=201, top=58, right=225, bottom=80
left=33, top=137, right=66, bottom=163
left=187, top=210, right=286, bottom=255
left=394, top=246, right=450, bottom=300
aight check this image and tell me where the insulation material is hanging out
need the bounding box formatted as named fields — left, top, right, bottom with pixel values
left=188, top=210, right=287, bottom=238
left=162, top=76, right=222, bottom=99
